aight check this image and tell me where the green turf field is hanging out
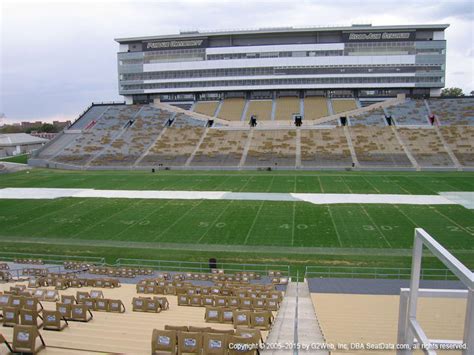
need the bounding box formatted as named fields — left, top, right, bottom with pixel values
left=0, top=154, right=28, bottom=164
left=0, top=169, right=473, bottom=274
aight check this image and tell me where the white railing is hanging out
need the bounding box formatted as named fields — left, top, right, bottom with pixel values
left=396, top=228, right=473, bottom=355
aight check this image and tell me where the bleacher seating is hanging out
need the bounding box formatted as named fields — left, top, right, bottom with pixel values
left=89, top=106, right=169, bottom=166
left=217, top=98, right=246, bottom=121
left=398, top=128, right=455, bottom=167
left=274, top=97, right=300, bottom=121
left=331, top=99, right=357, bottom=114
left=52, top=105, right=141, bottom=165
left=139, top=127, right=205, bottom=166
left=304, top=97, right=329, bottom=119
left=440, top=126, right=474, bottom=166
left=300, top=128, right=352, bottom=167
left=193, top=101, right=219, bottom=117
left=173, top=113, right=208, bottom=128
left=191, top=129, right=249, bottom=166
left=350, top=108, right=387, bottom=126
left=245, top=100, right=273, bottom=121
left=244, top=130, right=296, bottom=167
left=70, top=105, right=110, bottom=130
left=385, top=100, right=430, bottom=125
left=428, top=98, right=474, bottom=125
left=350, top=127, right=412, bottom=167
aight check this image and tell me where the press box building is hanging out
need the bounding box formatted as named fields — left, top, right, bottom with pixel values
left=115, top=24, right=448, bottom=104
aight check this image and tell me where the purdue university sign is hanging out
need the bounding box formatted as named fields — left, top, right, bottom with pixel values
left=143, top=39, right=208, bottom=51
left=343, top=32, right=414, bottom=42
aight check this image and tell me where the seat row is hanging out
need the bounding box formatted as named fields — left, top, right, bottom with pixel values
left=88, top=265, right=154, bottom=277
left=63, top=261, right=95, bottom=270
left=132, top=296, right=170, bottom=313
left=204, top=307, right=273, bottom=330
left=29, top=276, right=121, bottom=289
left=178, top=295, right=280, bottom=311
left=152, top=326, right=262, bottom=355
left=14, top=258, right=44, bottom=265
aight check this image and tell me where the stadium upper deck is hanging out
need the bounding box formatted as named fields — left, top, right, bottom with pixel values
left=115, top=24, right=448, bottom=104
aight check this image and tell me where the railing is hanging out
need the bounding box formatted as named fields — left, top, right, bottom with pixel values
left=0, top=252, right=105, bottom=266
left=304, top=266, right=461, bottom=281
left=69, top=101, right=126, bottom=129
left=116, top=258, right=290, bottom=276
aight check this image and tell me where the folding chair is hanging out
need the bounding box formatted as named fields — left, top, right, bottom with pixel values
left=202, top=332, right=228, bottom=355
left=177, top=294, right=190, bottom=306
left=61, top=295, right=76, bottom=305
left=56, top=303, right=72, bottom=320
left=240, top=297, right=253, bottom=310
left=136, top=284, right=146, bottom=293
left=221, top=308, right=234, bottom=324
left=83, top=298, right=97, bottom=311
left=228, top=296, right=240, bottom=308
left=233, top=310, right=251, bottom=328
left=250, top=311, right=273, bottom=330
left=151, top=329, right=177, bottom=354
left=188, top=326, right=212, bottom=333
left=190, top=295, right=202, bottom=307
left=202, top=295, right=214, bottom=306
left=155, top=297, right=169, bottom=311
left=235, top=328, right=262, bottom=344
left=0, top=294, right=10, bottom=309
left=252, top=298, right=266, bottom=310
left=76, top=291, right=90, bottom=303
left=33, top=289, right=46, bottom=301
left=42, top=310, right=68, bottom=331
left=20, top=309, right=43, bottom=328
left=12, top=325, right=46, bottom=354
left=71, top=304, right=93, bottom=322
left=9, top=295, right=24, bottom=308
left=132, top=297, right=148, bottom=312
left=204, top=307, right=222, bottom=323
left=214, top=296, right=227, bottom=307
left=23, top=297, right=43, bottom=312
left=177, top=331, right=202, bottom=355
left=265, top=299, right=279, bottom=311
left=145, top=298, right=162, bottom=313
left=106, top=299, right=125, bottom=313
left=2, top=306, right=20, bottom=327
left=90, top=290, right=104, bottom=299
left=164, top=285, right=176, bottom=295
left=95, top=298, right=109, bottom=312
left=44, top=290, right=59, bottom=302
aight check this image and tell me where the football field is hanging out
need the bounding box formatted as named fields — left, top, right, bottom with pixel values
left=0, top=169, right=473, bottom=273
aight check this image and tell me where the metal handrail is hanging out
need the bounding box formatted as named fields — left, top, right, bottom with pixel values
left=304, top=265, right=464, bottom=281
left=116, top=258, right=290, bottom=276
left=0, top=252, right=105, bottom=265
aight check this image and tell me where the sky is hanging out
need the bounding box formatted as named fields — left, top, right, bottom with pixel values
left=0, top=0, right=473, bottom=124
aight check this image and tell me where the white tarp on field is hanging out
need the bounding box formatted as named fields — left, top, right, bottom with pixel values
left=0, top=187, right=463, bottom=206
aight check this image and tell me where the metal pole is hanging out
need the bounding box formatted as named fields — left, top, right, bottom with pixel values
left=463, top=288, right=473, bottom=355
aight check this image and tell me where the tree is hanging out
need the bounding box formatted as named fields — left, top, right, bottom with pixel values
left=441, top=87, right=464, bottom=97
left=470, top=90, right=474, bottom=96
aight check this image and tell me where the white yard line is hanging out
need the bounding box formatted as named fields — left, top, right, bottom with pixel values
left=327, top=206, right=343, bottom=247
left=243, top=201, right=265, bottom=245
left=359, top=204, right=392, bottom=248
left=1, top=188, right=471, bottom=207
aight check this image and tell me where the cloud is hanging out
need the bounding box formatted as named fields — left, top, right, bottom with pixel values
left=1, top=0, right=473, bottom=121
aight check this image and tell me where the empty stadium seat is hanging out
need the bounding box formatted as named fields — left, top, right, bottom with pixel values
left=300, top=128, right=352, bottom=167
left=304, top=97, right=329, bottom=119
left=245, top=100, right=273, bottom=121
left=274, top=97, right=300, bottom=120
left=331, top=99, right=357, bottom=114
left=217, top=98, right=246, bottom=121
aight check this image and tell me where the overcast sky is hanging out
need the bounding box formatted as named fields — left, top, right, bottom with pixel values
left=1, top=0, right=473, bottom=124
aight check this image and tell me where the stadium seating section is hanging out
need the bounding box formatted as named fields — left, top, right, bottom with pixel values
left=303, top=97, right=329, bottom=119
left=350, top=127, right=412, bottom=167
left=398, top=128, right=454, bottom=167
left=217, top=98, right=246, bottom=121
left=350, top=108, right=387, bottom=126
left=331, top=99, right=358, bottom=114
left=385, top=99, right=429, bottom=125
left=245, top=100, right=273, bottom=121
left=300, top=128, right=352, bottom=167
left=245, top=130, right=297, bottom=167
left=33, top=98, right=474, bottom=170
left=274, top=97, right=300, bottom=121
left=427, top=98, right=474, bottom=125
left=191, top=129, right=250, bottom=166
left=193, top=101, right=219, bottom=117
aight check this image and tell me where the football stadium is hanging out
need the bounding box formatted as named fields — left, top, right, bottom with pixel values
left=0, top=21, right=473, bottom=355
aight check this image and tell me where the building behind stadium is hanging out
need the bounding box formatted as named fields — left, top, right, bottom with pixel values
left=115, top=24, right=448, bottom=104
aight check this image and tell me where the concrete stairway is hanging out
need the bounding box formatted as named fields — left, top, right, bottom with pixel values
left=343, top=126, right=359, bottom=167
left=263, top=281, right=328, bottom=355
